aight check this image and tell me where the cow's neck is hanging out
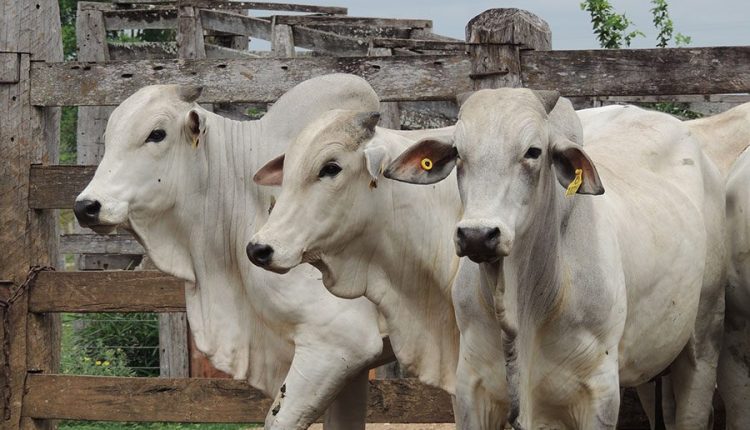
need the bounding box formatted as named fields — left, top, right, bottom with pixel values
left=324, top=134, right=461, bottom=392
left=169, top=110, right=290, bottom=394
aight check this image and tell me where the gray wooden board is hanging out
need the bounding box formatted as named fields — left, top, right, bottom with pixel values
left=22, top=374, right=453, bottom=423
left=521, top=46, right=750, bottom=96
left=0, top=52, right=20, bottom=83
left=28, top=270, right=186, bottom=313
left=267, top=15, right=431, bottom=28
left=199, top=9, right=271, bottom=40
left=104, top=8, right=177, bottom=30
left=290, top=24, right=369, bottom=55
left=113, top=0, right=347, bottom=14
left=108, top=41, right=178, bottom=60
left=29, top=54, right=473, bottom=106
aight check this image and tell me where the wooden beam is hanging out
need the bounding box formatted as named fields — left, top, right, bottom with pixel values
left=268, top=15, right=431, bottom=28
left=521, top=46, right=750, bottom=96
left=108, top=41, right=178, bottom=60
left=22, top=374, right=454, bottom=423
left=200, top=9, right=271, bottom=40
left=28, top=271, right=185, bottom=313
left=104, top=9, right=177, bottom=30
left=372, top=38, right=468, bottom=51
left=29, top=165, right=94, bottom=209
left=113, top=0, right=348, bottom=14
left=60, top=233, right=144, bottom=254
left=291, top=25, right=369, bottom=55
left=0, top=52, right=20, bottom=83
left=29, top=55, right=473, bottom=106
left=303, top=24, right=412, bottom=41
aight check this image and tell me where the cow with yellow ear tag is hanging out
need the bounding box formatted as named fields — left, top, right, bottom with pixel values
left=387, top=88, right=725, bottom=430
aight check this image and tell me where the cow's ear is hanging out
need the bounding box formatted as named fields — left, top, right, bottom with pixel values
left=384, top=136, right=457, bottom=185
left=363, top=144, right=390, bottom=188
left=254, top=154, right=285, bottom=186
left=551, top=139, right=604, bottom=195
left=186, top=109, right=206, bottom=148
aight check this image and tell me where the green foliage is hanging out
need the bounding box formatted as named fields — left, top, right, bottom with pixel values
left=641, top=102, right=703, bottom=120
left=60, top=107, right=78, bottom=164
left=579, top=0, right=644, bottom=48
left=650, top=0, right=691, bottom=48
left=63, top=313, right=160, bottom=377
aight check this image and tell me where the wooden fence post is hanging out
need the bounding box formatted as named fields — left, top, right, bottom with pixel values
left=271, top=17, right=295, bottom=57
left=0, top=1, right=63, bottom=429
left=466, top=8, right=551, bottom=90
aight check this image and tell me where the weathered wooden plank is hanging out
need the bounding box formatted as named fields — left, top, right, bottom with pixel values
left=22, top=374, right=454, bottom=423
left=271, top=19, right=294, bottom=57
left=29, top=165, right=94, bottom=209
left=177, top=5, right=206, bottom=60
left=108, top=41, right=178, bottom=60
left=104, top=8, right=177, bottom=30
left=114, top=0, right=347, bottom=14
left=199, top=9, right=271, bottom=40
left=205, top=43, right=258, bottom=59
left=268, top=15, right=431, bottom=28
left=304, top=24, right=412, bottom=41
left=61, top=232, right=144, bottom=257
left=159, top=312, right=189, bottom=377
left=0, top=52, right=20, bottom=83
left=291, top=25, right=368, bottom=55
left=30, top=55, right=473, bottom=106
left=28, top=271, right=186, bottom=313
left=521, top=46, right=750, bottom=96
left=372, top=38, right=468, bottom=51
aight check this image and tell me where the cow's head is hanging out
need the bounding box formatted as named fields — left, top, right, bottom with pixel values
left=246, top=109, right=382, bottom=294
left=385, top=88, right=603, bottom=263
left=74, top=85, right=207, bottom=279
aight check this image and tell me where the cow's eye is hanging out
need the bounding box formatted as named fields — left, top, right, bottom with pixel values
left=146, top=129, right=167, bottom=143
left=524, top=147, right=542, bottom=159
left=318, top=162, right=342, bottom=178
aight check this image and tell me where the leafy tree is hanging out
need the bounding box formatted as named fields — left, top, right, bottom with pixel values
left=579, top=0, right=644, bottom=48
left=651, top=0, right=691, bottom=47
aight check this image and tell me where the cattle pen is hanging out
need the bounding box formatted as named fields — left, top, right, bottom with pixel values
left=1, top=1, right=749, bottom=429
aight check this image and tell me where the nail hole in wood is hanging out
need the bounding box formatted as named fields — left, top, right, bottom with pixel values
left=121, top=73, right=133, bottom=78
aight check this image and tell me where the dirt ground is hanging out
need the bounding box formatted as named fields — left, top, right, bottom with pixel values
left=308, top=425, right=455, bottom=430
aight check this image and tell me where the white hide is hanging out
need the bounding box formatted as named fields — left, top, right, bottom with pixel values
left=250, top=109, right=462, bottom=392
left=387, top=89, right=724, bottom=430
left=688, top=102, right=750, bottom=430
left=75, top=75, right=386, bottom=430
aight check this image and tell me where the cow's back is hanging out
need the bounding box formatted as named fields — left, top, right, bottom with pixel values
left=578, top=105, right=724, bottom=385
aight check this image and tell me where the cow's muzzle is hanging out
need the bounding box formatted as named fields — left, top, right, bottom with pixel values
left=246, top=242, right=275, bottom=268
left=74, top=199, right=102, bottom=227
left=455, top=226, right=508, bottom=263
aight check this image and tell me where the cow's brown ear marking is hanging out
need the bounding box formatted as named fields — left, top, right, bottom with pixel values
left=254, top=154, right=285, bottom=186
left=384, top=136, right=457, bottom=185
left=178, top=85, right=203, bottom=103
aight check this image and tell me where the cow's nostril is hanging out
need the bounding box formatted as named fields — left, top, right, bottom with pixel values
left=74, top=199, right=102, bottom=227
left=247, top=242, right=274, bottom=267
left=456, top=227, right=467, bottom=240
left=85, top=200, right=101, bottom=216
left=486, top=227, right=500, bottom=241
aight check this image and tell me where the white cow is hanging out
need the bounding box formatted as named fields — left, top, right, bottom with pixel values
left=247, top=97, right=582, bottom=428
left=73, top=75, right=388, bottom=430
left=686, top=102, right=750, bottom=429
left=385, top=88, right=725, bottom=429
left=247, top=110, right=461, bottom=393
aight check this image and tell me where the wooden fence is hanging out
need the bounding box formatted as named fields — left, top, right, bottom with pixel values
left=2, top=1, right=750, bottom=429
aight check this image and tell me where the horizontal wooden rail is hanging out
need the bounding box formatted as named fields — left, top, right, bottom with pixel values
left=104, top=8, right=177, bottom=30
left=268, top=15, right=431, bottom=28
left=30, top=55, right=472, bottom=106
left=521, top=46, right=750, bottom=96
left=112, top=0, right=348, bottom=15
left=60, top=233, right=144, bottom=254
left=22, top=374, right=453, bottom=423
left=200, top=9, right=272, bottom=40
left=29, top=270, right=185, bottom=313
left=29, top=165, right=94, bottom=209
left=373, top=38, right=468, bottom=51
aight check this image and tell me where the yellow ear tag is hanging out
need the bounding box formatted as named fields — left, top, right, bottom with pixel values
left=565, top=169, right=583, bottom=197
left=192, top=137, right=199, bottom=149
left=421, top=158, right=433, bottom=171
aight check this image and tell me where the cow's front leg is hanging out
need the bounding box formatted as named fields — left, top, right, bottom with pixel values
left=264, top=305, right=383, bottom=430
left=574, top=355, right=620, bottom=430
left=454, top=353, right=508, bottom=430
